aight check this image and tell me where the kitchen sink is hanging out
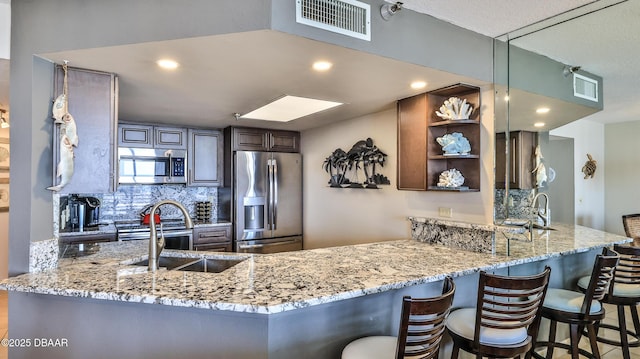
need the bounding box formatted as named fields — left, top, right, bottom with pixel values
left=131, top=256, right=246, bottom=273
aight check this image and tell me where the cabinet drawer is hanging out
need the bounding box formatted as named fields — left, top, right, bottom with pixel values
left=194, top=242, right=233, bottom=252
left=193, top=226, right=231, bottom=244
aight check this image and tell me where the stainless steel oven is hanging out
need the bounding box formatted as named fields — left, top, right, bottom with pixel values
left=115, top=220, right=193, bottom=250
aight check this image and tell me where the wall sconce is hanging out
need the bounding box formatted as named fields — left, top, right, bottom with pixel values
left=0, top=109, right=8, bottom=129
left=381, top=2, right=403, bottom=20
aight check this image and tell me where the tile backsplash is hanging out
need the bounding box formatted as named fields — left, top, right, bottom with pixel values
left=58, top=185, right=219, bottom=223
left=494, top=188, right=536, bottom=221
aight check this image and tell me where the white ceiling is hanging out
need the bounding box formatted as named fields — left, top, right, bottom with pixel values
left=3, top=1, right=638, bottom=129
left=399, top=0, right=639, bottom=126
left=396, top=0, right=598, bottom=37
left=41, top=30, right=483, bottom=131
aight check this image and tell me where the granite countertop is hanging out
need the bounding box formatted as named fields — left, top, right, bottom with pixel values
left=58, top=223, right=117, bottom=237
left=0, top=224, right=630, bottom=314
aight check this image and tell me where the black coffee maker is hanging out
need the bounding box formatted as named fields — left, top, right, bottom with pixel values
left=64, top=195, right=101, bottom=232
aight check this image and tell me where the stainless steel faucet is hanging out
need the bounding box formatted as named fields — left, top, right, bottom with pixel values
left=148, top=200, right=193, bottom=272
left=531, top=192, right=550, bottom=228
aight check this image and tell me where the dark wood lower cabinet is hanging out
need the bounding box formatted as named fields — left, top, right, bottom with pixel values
left=193, top=225, right=232, bottom=252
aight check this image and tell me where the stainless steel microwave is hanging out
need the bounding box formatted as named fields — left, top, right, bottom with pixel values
left=118, top=147, right=187, bottom=184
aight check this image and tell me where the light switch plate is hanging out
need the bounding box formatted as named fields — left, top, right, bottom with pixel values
left=438, top=207, right=453, bottom=218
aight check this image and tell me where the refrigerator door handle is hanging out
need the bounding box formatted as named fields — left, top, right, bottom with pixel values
left=272, top=158, right=278, bottom=230
left=267, top=159, right=274, bottom=230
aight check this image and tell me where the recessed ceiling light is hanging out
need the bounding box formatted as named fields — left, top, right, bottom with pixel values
left=536, top=107, right=550, bottom=114
left=504, top=95, right=510, bottom=102
left=157, top=59, right=179, bottom=70
left=534, top=122, right=546, bottom=128
left=410, top=81, right=427, bottom=90
left=312, top=61, right=333, bottom=71
left=240, top=95, right=343, bottom=122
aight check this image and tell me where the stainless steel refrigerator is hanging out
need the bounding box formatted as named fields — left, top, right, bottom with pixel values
left=231, top=151, right=302, bottom=253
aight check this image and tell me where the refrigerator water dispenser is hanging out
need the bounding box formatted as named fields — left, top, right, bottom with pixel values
left=243, top=196, right=265, bottom=230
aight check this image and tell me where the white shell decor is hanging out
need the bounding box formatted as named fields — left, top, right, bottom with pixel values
left=435, top=97, right=473, bottom=121
left=48, top=61, right=78, bottom=192
left=46, top=135, right=75, bottom=192
left=436, top=132, right=471, bottom=155
left=437, top=168, right=465, bottom=188
left=531, top=145, right=547, bottom=188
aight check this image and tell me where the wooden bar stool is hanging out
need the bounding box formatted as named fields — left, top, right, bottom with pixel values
left=534, top=247, right=619, bottom=359
left=622, top=214, right=640, bottom=246
left=577, top=244, right=640, bottom=359
left=445, top=267, right=551, bottom=359
left=341, top=276, right=455, bottom=359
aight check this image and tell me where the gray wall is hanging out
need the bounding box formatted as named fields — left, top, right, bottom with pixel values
left=9, top=0, right=274, bottom=275
left=10, top=0, right=497, bottom=275
left=604, top=121, right=640, bottom=235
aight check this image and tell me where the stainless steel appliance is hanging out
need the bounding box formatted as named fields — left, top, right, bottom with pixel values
left=115, top=219, right=193, bottom=250
left=231, top=151, right=302, bottom=253
left=118, top=147, right=187, bottom=184
left=60, top=195, right=102, bottom=232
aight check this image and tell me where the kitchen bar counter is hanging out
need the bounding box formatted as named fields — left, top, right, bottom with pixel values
left=2, top=224, right=632, bottom=359
left=0, top=224, right=630, bottom=314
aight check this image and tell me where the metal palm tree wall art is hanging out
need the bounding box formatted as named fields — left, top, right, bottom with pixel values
left=323, top=138, right=390, bottom=189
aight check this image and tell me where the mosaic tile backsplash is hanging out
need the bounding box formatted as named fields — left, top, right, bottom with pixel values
left=59, top=185, right=219, bottom=223
left=494, top=189, right=536, bottom=221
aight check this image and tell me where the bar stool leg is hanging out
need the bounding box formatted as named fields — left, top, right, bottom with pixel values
left=618, top=305, right=631, bottom=359
left=451, top=344, right=460, bottom=359
left=545, top=319, right=557, bottom=359
left=631, top=305, right=640, bottom=340
left=569, top=324, right=581, bottom=359
left=586, top=324, right=601, bottom=359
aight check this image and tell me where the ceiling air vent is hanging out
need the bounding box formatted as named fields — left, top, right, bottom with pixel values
left=296, top=0, right=371, bottom=41
left=573, top=73, right=599, bottom=102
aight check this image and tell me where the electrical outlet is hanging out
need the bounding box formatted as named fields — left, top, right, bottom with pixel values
left=438, top=207, right=453, bottom=218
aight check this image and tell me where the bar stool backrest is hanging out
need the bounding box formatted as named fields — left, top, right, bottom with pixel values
left=612, top=244, right=640, bottom=291
left=474, top=267, right=551, bottom=346
left=396, top=276, right=456, bottom=359
left=581, top=247, right=619, bottom=313
left=622, top=214, right=640, bottom=240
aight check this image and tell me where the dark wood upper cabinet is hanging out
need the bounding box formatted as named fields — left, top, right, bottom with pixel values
left=495, top=131, right=536, bottom=189
left=226, top=127, right=300, bottom=153
left=53, top=66, right=118, bottom=194
left=397, top=94, right=428, bottom=190
left=397, top=84, right=481, bottom=192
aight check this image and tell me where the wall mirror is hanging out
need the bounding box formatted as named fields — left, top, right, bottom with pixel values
left=493, top=0, right=636, bottom=235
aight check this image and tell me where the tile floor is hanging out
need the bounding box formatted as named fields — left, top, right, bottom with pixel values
left=0, top=290, right=638, bottom=358
left=539, top=303, right=640, bottom=359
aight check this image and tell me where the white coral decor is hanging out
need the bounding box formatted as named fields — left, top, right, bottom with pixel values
left=437, top=168, right=465, bottom=187
left=435, top=97, right=473, bottom=121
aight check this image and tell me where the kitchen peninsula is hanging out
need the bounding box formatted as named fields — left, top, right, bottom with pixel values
left=1, top=223, right=630, bottom=359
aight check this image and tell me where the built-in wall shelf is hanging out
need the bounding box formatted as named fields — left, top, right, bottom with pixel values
left=397, top=83, right=481, bottom=191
